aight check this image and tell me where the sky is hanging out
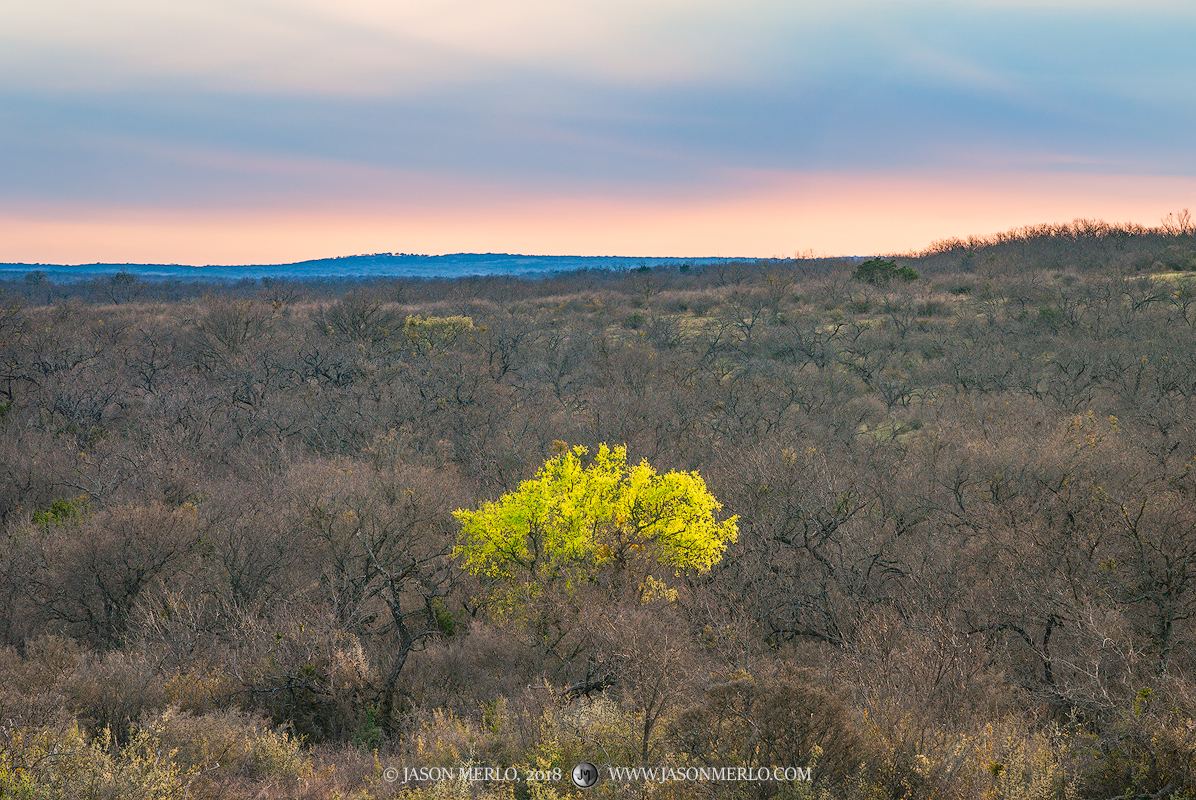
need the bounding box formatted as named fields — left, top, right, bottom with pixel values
left=2, top=0, right=1195, bottom=264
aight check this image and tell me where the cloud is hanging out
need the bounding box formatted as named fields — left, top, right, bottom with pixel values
left=4, top=0, right=1192, bottom=98
left=2, top=1, right=1194, bottom=260
left=0, top=0, right=836, bottom=93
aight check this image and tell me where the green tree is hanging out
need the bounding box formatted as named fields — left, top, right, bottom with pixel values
left=852, top=258, right=919, bottom=286
left=453, top=443, right=737, bottom=619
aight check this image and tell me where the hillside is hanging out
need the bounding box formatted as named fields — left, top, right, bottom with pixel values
left=1, top=222, right=1196, bottom=799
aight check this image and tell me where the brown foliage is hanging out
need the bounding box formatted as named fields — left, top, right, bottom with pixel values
left=3, top=237, right=1196, bottom=796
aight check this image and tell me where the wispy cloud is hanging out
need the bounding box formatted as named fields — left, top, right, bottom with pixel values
left=1, top=1, right=1193, bottom=260
left=0, top=0, right=830, bottom=92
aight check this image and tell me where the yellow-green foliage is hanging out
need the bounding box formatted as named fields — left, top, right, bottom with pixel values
left=396, top=778, right=516, bottom=800
left=411, top=710, right=481, bottom=768
left=0, top=709, right=314, bottom=800
left=398, top=698, right=631, bottom=800
left=0, top=723, right=191, bottom=800
left=944, top=721, right=1074, bottom=800
left=453, top=444, right=737, bottom=600
left=403, top=315, right=475, bottom=347
left=141, top=707, right=312, bottom=782
left=558, top=696, right=638, bottom=767
left=31, top=496, right=87, bottom=527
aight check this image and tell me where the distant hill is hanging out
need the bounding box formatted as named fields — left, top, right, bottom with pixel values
left=2, top=253, right=737, bottom=284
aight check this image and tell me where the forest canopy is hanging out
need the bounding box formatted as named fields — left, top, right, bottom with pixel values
left=1, top=220, right=1196, bottom=798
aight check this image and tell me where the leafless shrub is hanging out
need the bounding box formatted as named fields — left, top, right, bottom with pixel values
left=32, top=502, right=201, bottom=648
left=671, top=667, right=863, bottom=789
left=319, top=291, right=403, bottom=344
left=63, top=646, right=169, bottom=741
left=219, top=605, right=375, bottom=743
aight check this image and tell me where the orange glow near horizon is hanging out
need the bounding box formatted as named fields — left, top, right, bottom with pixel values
left=3, top=171, right=1195, bottom=266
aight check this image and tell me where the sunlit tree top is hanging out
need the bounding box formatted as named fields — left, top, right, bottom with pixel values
left=453, top=444, right=737, bottom=593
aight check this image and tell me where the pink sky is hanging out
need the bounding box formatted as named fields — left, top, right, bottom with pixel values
left=4, top=170, right=1194, bottom=265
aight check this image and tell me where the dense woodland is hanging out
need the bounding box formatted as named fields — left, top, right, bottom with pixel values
left=2, top=218, right=1196, bottom=799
